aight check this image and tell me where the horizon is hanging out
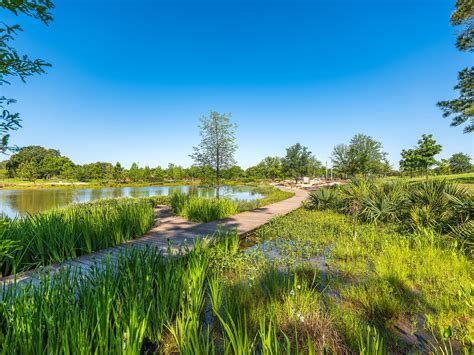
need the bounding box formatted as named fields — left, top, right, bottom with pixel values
left=3, top=0, right=473, bottom=169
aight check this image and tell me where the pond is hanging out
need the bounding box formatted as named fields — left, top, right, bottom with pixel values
left=0, top=185, right=263, bottom=218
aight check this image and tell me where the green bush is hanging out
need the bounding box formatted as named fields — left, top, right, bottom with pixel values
left=0, top=198, right=155, bottom=276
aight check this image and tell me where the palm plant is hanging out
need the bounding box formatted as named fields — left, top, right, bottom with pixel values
left=307, top=186, right=342, bottom=210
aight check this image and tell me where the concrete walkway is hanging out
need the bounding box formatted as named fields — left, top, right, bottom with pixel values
left=1, top=188, right=308, bottom=288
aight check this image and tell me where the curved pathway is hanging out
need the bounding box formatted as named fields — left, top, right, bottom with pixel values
left=1, top=188, right=308, bottom=288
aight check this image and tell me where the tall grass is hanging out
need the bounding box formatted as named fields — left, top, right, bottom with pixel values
left=0, top=198, right=155, bottom=277
left=169, top=186, right=294, bottom=222
left=170, top=192, right=238, bottom=222
left=0, top=244, right=204, bottom=353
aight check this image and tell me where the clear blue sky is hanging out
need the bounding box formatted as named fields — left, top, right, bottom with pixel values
left=3, top=0, right=473, bottom=169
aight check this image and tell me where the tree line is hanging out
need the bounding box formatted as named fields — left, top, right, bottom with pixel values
left=1, top=133, right=471, bottom=184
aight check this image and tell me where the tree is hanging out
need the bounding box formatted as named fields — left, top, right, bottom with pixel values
left=437, top=0, right=473, bottom=133
left=190, top=111, right=237, bottom=198
left=1, top=1, right=54, bottom=152
left=331, top=134, right=387, bottom=176
left=260, top=156, right=282, bottom=180
left=399, top=134, right=442, bottom=177
left=245, top=164, right=266, bottom=180
left=17, top=160, right=39, bottom=182
left=6, top=145, right=60, bottom=177
left=449, top=152, right=472, bottom=173
left=113, top=162, right=124, bottom=182
left=142, top=165, right=152, bottom=182
left=282, top=143, right=313, bottom=183
left=128, top=162, right=140, bottom=182
left=152, top=166, right=165, bottom=182
left=399, top=148, right=419, bottom=177
left=222, top=165, right=245, bottom=180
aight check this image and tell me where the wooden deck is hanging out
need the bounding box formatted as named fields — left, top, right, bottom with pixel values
left=0, top=188, right=308, bottom=288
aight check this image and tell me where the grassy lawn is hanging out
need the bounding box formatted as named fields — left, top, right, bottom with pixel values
left=379, top=172, right=474, bottom=192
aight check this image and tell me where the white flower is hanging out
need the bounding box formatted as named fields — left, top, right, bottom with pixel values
left=300, top=316, right=305, bottom=323
left=296, top=285, right=301, bottom=290
left=290, top=289, right=295, bottom=296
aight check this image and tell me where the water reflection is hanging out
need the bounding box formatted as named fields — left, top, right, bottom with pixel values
left=0, top=185, right=263, bottom=218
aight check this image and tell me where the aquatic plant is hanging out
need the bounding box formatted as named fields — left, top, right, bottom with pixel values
left=0, top=198, right=155, bottom=276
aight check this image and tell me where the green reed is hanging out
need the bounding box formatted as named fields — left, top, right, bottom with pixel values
left=0, top=198, right=155, bottom=277
left=170, top=192, right=238, bottom=222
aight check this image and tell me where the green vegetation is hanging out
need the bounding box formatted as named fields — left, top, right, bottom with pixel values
left=0, top=198, right=156, bottom=277
left=437, top=0, right=473, bottom=133
left=1, top=1, right=54, bottom=152
left=400, top=134, right=443, bottom=177
left=190, top=111, right=238, bottom=198
left=281, top=143, right=321, bottom=183
left=331, top=134, right=390, bottom=176
left=170, top=192, right=239, bottom=222
left=3, top=198, right=472, bottom=352
left=308, top=178, right=473, bottom=248
left=170, top=185, right=295, bottom=222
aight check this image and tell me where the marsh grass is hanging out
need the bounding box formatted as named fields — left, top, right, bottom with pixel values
left=170, top=192, right=239, bottom=222
left=170, top=185, right=293, bottom=223
left=0, top=198, right=155, bottom=277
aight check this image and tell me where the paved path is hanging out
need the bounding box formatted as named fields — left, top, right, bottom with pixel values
left=1, top=188, right=308, bottom=288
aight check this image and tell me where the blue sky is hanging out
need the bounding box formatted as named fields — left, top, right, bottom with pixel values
left=3, top=0, right=473, bottom=169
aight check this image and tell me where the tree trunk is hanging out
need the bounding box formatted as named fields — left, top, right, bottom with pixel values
left=216, top=172, right=220, bottom=199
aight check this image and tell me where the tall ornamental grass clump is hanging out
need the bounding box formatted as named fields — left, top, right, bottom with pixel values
left=170, top=192, right=238, bottom=222
left=0, top=198, right=155, bottom=277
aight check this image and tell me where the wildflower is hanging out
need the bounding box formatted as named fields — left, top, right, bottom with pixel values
left=300, top=315, right=305, bottom=323
left=290, top=289, right=295, bottom=296
left=296, top=284, right=301, bottom=290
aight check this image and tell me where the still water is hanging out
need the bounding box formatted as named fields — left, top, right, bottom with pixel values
left=0, top=185, right=263, bottom=218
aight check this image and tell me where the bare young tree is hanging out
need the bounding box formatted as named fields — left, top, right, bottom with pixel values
left=190, top=111, right=237, bottom=198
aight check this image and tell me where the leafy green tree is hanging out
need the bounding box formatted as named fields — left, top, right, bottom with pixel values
left=128, top=162, right=140, bottom=182
left=186, top=165, right=201, bottom=182
left=282, top=143, right=314, bottom=183
left=152, top=166, right=165, bottom=182
left=6, top=145, right=60, bottom=177
left=17, top=160, right=39, bottom=182
left=331, top=134, right=387, bottom=176
left=113, top=162, right=124, bottom=182
left=190, top=111, right=237, bottom=198
left=142, top=165, right=152, bottom=182
left=449, top=152, right=472, bottom=173
left=260, top=156, right=282, bottom=180
left=166, top=163, right=185, bottom=180
left=435, top=159, right=451, bottom=175
left=399, top=148, right=419, bottom=177
left=39, top=155, right=73, bottom=179
left=400, top=134, right=442, bottom=177
left=245, top=164, right=266, bottom=180
left=1, top=1, right=54, bottom=152
left=222, top=165, right=245, bottom=180
left=307, top=156, right=323, bottom=177
left=437, top=0, right=473, bottom=133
